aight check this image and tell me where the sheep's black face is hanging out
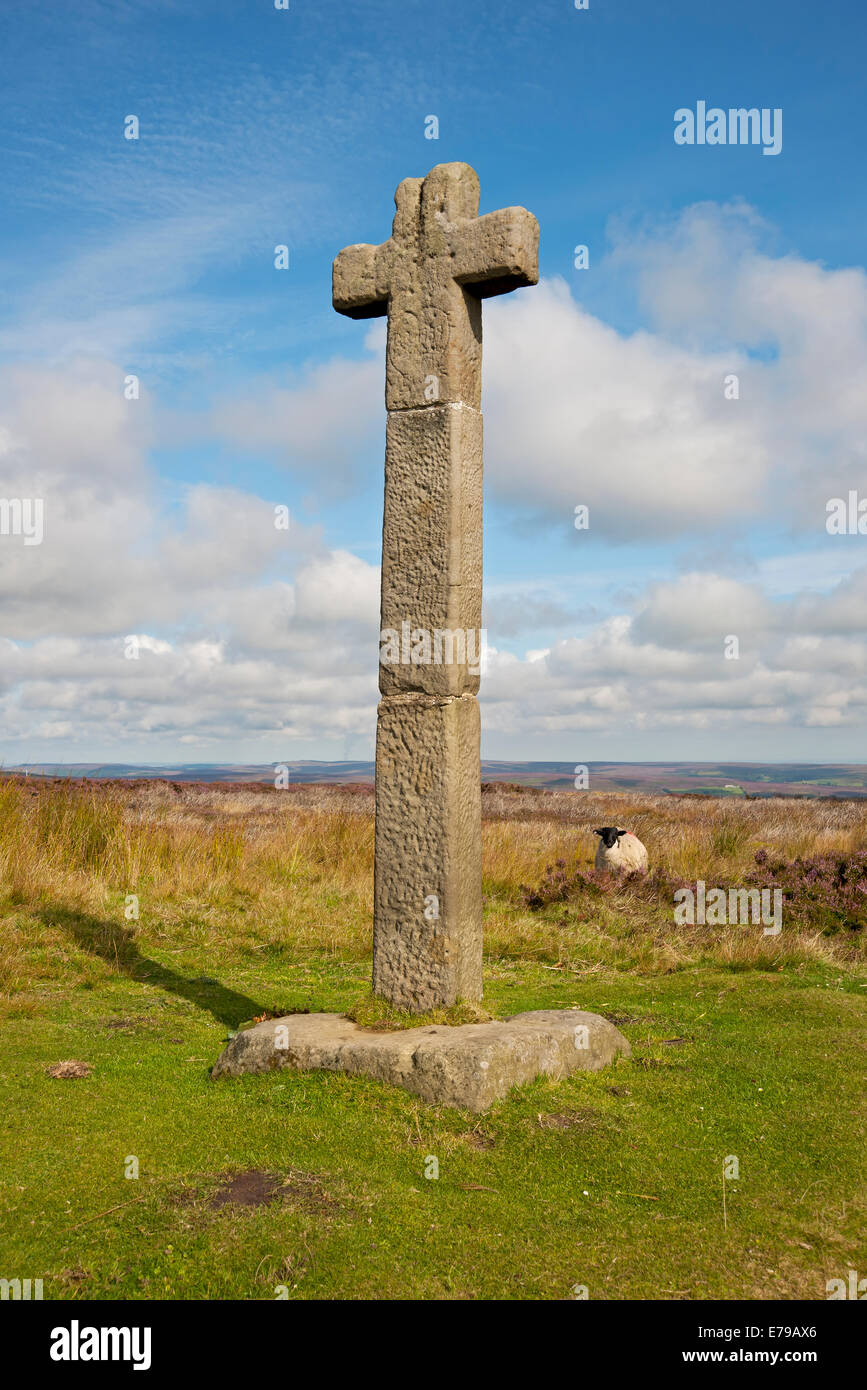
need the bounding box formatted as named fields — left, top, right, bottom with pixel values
left=594, top=826, right=624, bottom=849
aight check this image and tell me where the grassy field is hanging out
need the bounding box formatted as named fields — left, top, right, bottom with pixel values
left=0, top=777, right=865, bottom=1300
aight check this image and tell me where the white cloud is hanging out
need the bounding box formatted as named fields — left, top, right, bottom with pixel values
left=478, top=201, right=867, bottom=542
left=211, top=325, right=386, bottom=495
left=0, top=357, right=380, bottom=753
left=631, top=572, right=773, bottom=649
left=294, top=549, right=380, bottom=625
left=483, top=278, right=766, bottom=538
left=4, top=203, right=867, bottom=759
left=479, top=566, right=867, bottom=740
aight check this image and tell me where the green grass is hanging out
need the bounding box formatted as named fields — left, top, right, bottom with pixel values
left=2, top=942, right=864, bottom=1300
left=1, top=778, right=865, bottom=1300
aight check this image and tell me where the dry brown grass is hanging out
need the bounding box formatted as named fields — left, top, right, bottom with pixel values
left=482, top=788, right=867, bottom=973
left=0, top=776, right=865, bottom=1017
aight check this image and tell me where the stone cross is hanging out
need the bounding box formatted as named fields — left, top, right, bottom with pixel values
left=333, top=162, right=539, bottom=1011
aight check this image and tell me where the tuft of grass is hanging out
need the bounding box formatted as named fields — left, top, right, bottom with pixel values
left=711, top=817, right=752, bottom=858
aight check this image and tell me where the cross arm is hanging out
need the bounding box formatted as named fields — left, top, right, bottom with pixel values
left=333, top=241, right=391, bottom=319
left=451, top=206, right=539, bottom=300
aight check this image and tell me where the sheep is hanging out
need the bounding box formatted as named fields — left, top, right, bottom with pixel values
left=593, top=826, right=649, bottom=875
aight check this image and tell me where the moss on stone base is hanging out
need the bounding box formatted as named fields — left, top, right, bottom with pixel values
left=345, top=993, right=495, bottom=1032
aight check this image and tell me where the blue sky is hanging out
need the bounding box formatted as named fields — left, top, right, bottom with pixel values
left=1, top=0, right=867, bottom=764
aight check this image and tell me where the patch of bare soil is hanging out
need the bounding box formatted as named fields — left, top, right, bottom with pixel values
left=196, top=1168, right=339, bottom=1214
left=463, top=1130, right=497, bottom=1150
left=537, top=1107, right=610, bottom=1132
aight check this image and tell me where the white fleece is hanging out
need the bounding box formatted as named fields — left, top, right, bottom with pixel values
left=595, top=832, right=649, bottom=874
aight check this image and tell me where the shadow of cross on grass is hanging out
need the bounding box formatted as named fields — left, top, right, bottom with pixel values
left=37, top=905, right=265, bottom=1027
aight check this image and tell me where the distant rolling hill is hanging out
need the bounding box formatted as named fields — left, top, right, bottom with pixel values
left=4, top=761, right=867, bottom=797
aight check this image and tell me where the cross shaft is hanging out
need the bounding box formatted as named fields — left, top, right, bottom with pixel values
left=333, top=162, right=538, bottom=1010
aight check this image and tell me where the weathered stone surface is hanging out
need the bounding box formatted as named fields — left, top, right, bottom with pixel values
left=333, top=163, right=539, bottom=412
left=333, top=163, right=539, bottom=1011
left=380, top=403, right=483, bottom=698
left=211, top=1009, right=631, bottom=1112
left=374, top=692, right=481, bottom=1010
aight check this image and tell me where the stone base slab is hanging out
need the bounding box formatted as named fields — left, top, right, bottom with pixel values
left=210, top=1008, right=630, bottom=1112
